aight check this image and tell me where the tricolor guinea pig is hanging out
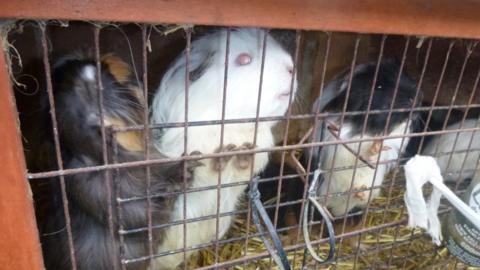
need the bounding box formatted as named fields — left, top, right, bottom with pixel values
left=310, top=60, right=421, bottom=217
left=42, top=53, right=197, bottom=270
left=150, top=28, right=297, bottom=269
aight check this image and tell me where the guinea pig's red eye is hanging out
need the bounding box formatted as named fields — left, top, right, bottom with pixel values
left=235, top=53, right=252, bottom=66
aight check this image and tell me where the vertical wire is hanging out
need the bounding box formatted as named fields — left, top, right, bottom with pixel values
left=213, top=27, right=231, bottom=267
left=365, top=36, right=410, bottom=269
left=435, top=43, right=480, bottom=189
left=377, top=40, right=431, bottom=270
left=272, top=30, right=302, bottom=230
left=350, top=33, right=387, bottom=268
left=182, top=27, right=192, bottom=270
left=416, top=40, right=456, bottom=152
left=39, top=22, right=77, bottom=270
left=94, top=26, right=119, bottom=270
left=447, top=67, right=480, bottom=194
left=296, top=32, right=331, bottom=268
left=386, top=38, right=433, bottom=269
left=394, top=42, right=473, bottom=267
left=113, top=137, right=127, bottom=270
left=268, top=30, right=302, bottom=270
left=401, top=39, right=457, bottom=270
left=330, top=34, right=361, bottom=266
left=243, top=28, right=269, bottom=269
left=398, top=38, right=435, bottom=270
left=141, top=24, right=154, bottom=265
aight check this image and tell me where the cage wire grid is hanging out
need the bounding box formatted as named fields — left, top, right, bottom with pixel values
left=4, top=20, right=480, bottom=270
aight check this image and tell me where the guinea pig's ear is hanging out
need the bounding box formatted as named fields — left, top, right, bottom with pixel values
left=188, top=50, right=216, bottom=82
left=101, top=54, right=132, bottom=84
left=350, top=62, right=372, bottom=76
left=313, top=71, right=349, bottom=113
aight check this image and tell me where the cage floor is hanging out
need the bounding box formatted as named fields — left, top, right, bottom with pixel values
left=186, top=174, right=479, bottom=270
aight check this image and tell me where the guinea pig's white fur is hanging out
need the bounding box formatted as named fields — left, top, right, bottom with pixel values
left=150, top=28, right=296, bottom=269
left=422, top=119, right=480, bottom=182
left=319, top=121, right=411, bottom=216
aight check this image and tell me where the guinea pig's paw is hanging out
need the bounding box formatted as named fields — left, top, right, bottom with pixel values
left=187, top=151, right=204, bottom=169
left=352, top=185, right=368, bottom=201
left=211, top=144, right=237, bottom=171
left=233, top=142, right=255, bottom=170
left=177, top=151, right=204, bottom=179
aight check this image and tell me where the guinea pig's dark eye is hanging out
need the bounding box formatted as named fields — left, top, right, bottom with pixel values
left=235, top=53, right=252, bottom=66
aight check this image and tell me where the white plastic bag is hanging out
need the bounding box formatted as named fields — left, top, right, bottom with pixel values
left=403, top=155, right=480, bottom=245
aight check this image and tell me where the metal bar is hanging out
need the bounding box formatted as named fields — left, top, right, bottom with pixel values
left=182, top=27, right=192, bottom=270
left=2, top=0, right=480, bottom=39
left=119, top=179, right=411, bottom=214
left=272, top=29, right=301, bottom=229
left=125, top=215, right=419, bottom=267
left=141, top=24, right=154, bottom=266
left=417, top=40, right=456, bottom=152
left=300, top=32, right=332, bottom=268
left=39, top=23, right=77, bottom=270
left=112, top=138, right=127, bottom=270
left=213, top=27, right=230, bottom=267
left=94, top=26, right=119, bottom=270
left=351, top=33, right=387, bottom=268
left=0, top=36, right=44, bottom=270
left=437, top=42, right=476, bottom=134
left=123, top=199, right=439, bottom=237
left=111, top=104, right=480, bottom=133
left=331, top=34, right=362, bottom=266
left=243, top=28, right=269, bottom=269
left=396, top=43, right=476, bottom=270
left=117, top=169, right=430, bottom=205
left=27, top=126, right=480, bottom=180
left=269, top=30, right=301, bottom=269
left=369, top=35, right=411, bottom=268
left=441, top=63, right=480, bottom=192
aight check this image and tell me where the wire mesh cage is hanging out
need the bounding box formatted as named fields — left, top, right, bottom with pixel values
left=1, top=2, right=480, bottom=270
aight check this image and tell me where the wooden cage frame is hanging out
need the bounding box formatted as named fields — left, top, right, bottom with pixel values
left=1, top=0, right=480, bottom=269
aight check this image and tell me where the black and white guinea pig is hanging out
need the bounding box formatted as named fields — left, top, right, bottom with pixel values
left=42, top=53, right=196, bottom=270
left=422, top=118, right=480, bottom=182
left=310, top=60, right=421, bottom=217
left=149, top=28, right=297, bottom=269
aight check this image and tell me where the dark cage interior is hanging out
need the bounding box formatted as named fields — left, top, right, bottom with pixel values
left=6, top=20, right=480, bottom=269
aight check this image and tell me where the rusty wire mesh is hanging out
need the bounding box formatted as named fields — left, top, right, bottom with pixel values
left=6, top=21, right=480, bottom=269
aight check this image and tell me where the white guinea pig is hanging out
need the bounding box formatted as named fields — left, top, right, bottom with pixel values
left=422, top=119, right=480, bottom=182
left=150, top=28, right=297, bottom=269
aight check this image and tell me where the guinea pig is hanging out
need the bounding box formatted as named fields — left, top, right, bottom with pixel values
left=310, top=60, right=421, bottom=217
left=41, top=53, right=197, bottom=270
left=150, top=28, right=297, bottom=269
left=422, top=118, right=480, bottom=182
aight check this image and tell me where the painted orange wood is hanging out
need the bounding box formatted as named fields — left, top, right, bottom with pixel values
left=0, top=0, right=479, bottom=39
left=0, top=50, right=44, bottom=270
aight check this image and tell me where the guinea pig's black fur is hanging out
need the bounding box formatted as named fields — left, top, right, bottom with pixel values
left=41, top=53, right=196, bottom=270
left=257, top=159, right=305, bottom=229
left=323, top=59, right=421, bottom=136
left=404, top=105, right=480, bottom=157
